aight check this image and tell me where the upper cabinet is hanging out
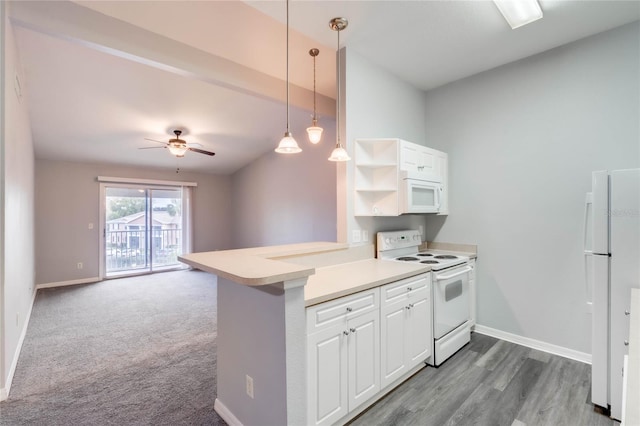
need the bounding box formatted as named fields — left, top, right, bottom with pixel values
left=354, top=139, right=449, bottom=216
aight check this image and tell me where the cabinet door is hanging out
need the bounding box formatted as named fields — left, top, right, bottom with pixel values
left=380, top=298, right=408, bottom=389
left=347, top=310, right=380, bottom=411
left=406, top=292, right=432, bottom=369
left=436, top=151, right=448, bottom=215
left=308, top=326, right=348, bottom=426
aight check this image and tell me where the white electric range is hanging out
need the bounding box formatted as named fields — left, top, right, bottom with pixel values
left=377, top=230, right=472, bottom=366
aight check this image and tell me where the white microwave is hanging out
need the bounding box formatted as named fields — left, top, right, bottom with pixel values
left=399, top=170, right=442, bottom=214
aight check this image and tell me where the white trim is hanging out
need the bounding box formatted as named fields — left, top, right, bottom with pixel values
left=97, top=176, right=197, bottom=187
left=36, top=277, right=100, bottom=290
left=1, top=288, right=37, bottom=401
left=214, top=398, right=244, bottom=426
left=474, top=324, right=592, bottom=365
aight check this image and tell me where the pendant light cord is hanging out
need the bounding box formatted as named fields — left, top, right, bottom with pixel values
left=313, top=53, right=317, bottom=122
left=336, top=28, right=341, bottom=146
left=286, top=0, right=290, bottom=133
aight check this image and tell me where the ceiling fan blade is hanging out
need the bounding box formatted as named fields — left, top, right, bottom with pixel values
left=144, top=138, right=167, bottom=144
left=139, top=146, right=166, bottom=150
left=188, top=147, right=215, bottom=156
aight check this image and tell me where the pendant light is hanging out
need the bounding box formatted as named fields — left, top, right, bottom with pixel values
left=306, top=48, right=323, bottom=144
left=275, top=0, right=302, bottom=154
left=328, top=17, right=350, bottom=162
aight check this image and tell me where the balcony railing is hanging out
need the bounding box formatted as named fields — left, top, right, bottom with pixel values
left=106, top=228, right=182, bottom=272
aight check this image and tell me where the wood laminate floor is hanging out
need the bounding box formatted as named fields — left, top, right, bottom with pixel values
left=350, top=332, right=618, bottom=426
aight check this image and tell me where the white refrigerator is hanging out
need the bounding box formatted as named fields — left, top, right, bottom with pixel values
left=585, top=168, right=640, bottom=420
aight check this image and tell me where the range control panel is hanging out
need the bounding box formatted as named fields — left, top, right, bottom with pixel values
left=377, top=230, right=422, bottom=252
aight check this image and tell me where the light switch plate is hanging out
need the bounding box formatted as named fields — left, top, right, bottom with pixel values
left=352, top=230, right=361, bottom=243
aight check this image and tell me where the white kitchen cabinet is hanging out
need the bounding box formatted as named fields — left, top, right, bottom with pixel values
left=307, top=289, right=380, bottom=426
left=436, top=151, right=449, bottom=216
left=380, top=274, right=431, bottom=389
left=354, top=139, right=401, bottom=216
left=400, top=141, right=439, bottom=176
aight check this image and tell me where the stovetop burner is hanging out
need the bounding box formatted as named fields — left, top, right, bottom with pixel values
left=434, top=255, right=458, bottom=260
left=416, top=253, right=434, bottom=257
left=397, top=256, right=419, bottom=261
left=420, top=260, right=440, bottom=264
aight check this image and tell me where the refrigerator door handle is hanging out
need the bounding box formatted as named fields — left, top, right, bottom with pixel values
left=584, top=192, right=593, bottom=254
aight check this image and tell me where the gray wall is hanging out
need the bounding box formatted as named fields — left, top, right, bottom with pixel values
left=421, top=23, right=640, bottom=354
left=35, top=159, right=232, bottom=285
left=230, top=125, right=338, bottom=248
left=341, top=47, right=428, bottom=243
left=1, top=6, right=36, bottom=395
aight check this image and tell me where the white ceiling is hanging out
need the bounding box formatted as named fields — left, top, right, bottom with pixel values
left=10, top=0, right=639, bottom=175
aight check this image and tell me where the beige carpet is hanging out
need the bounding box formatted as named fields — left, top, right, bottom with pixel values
left=0, top=270, right=226, bottom=426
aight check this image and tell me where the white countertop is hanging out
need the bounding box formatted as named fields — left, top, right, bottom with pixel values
left=305, top=259, right=430, bottom=307
left=179, top=241, right=476, bottom=307
left=178, top=242, right=348, bottom=286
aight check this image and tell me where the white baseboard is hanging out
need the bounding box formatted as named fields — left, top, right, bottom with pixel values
left=36, top=276, right=100, bottom=290
left=214, top=398, right=244, bottom=426
left=474, top=324, right=592, bottom=365
left=1, top=287, right=37, bottom=401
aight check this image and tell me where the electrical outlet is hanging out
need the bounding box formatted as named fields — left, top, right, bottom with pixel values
left=352, top=230, right=361, bottom=243
left=362, top=230, right=369, bottom=242
left=88, top=223, right=94, bottom=230
left=246, top=375, right=254, bottom=399
left=419, top=225, right=424, bottom=236
left=77, top=262, right=83, bottom=270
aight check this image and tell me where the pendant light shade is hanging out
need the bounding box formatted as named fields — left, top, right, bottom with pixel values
left=328, top=17, right=350, bottom=162
left=275, top=0, right=301, bottom=154
left=277, top=132, right=301, bottom=154
left=328, top=145, right=350, bottom=162
left=307, top=124, right=323, bottom=144
left=306, top=48, right=323, bottom=144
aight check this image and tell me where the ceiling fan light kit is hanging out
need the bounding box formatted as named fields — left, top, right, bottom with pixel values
left=142, top=129, right=215, bottom=158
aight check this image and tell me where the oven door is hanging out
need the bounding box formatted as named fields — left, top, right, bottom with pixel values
left=432, top=263, right=471, bottom=339
left=401, top=178, right=441, bottom=214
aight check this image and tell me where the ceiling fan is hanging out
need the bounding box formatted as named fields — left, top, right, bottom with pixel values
left=141, top=130, right=215, bottom=157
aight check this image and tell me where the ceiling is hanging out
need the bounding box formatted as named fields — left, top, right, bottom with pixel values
left=9, top=1, right=639, bottom=175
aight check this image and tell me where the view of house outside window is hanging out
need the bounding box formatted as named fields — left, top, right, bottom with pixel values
left=105, top=187, right=183, bottom=275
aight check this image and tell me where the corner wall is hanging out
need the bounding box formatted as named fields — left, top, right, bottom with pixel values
left=421, top=22, right=640, bottom=354
left=230, top=124, right=338, bottom=248
left=1, top=3, right=36, bottom=398
left=34, top=160, right=232, bottom=285
left=339, top=47, right=429, bottom=244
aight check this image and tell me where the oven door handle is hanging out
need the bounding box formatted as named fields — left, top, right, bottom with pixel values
left=435, top=266, right=472, bottom=281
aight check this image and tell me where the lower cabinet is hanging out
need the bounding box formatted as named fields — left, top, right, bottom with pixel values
left=380, top=274, right=432, bottom=389
left=307, top=274, right=431, bottom=426
left=307, top=290, right=380, bottom=426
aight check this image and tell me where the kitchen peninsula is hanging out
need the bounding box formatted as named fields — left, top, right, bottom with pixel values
left=179, top=241, right=476, bottom=426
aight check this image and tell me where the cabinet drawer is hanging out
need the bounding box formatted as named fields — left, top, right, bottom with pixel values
left=307, top=289, right=379, bottom=334
left=381, top=274, right=430, bottom=304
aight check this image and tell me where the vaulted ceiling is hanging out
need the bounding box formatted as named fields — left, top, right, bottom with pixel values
left=9, top=0, right=639, bottom=174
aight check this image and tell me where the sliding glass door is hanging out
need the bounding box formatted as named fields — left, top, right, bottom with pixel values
left=103, top=185, right=186, bottom=277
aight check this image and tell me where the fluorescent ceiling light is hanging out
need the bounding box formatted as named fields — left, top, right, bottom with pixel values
left=493, top=0, right=543, bottom=29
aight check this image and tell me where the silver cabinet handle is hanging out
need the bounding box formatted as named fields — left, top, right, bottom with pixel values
left=343, top=330, right=350, bottom=336
left=409, top=303, right=414, bottom=308
left=346, top=307, right=353, bottom=312
left=350, top=328, right=357, bottom=333
left=625, top=310, right=630, bottom=315
left=624, top=340, right=629, bottom=346
left=407, top=287, right=412, bottom=291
